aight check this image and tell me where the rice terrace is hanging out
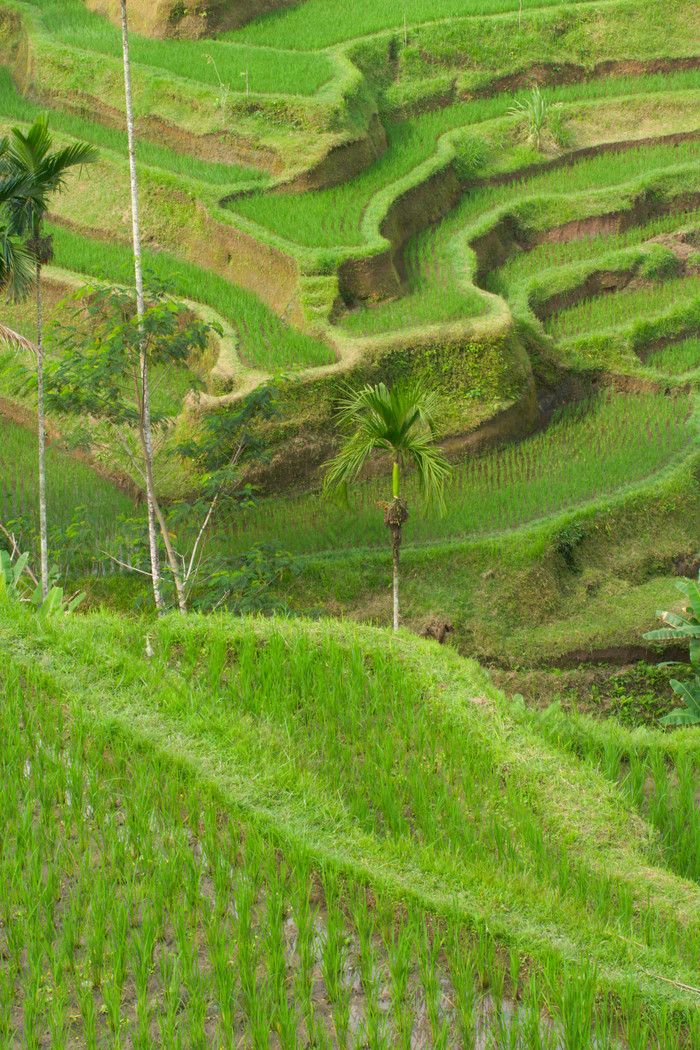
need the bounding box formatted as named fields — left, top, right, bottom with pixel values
left=2, top=0, right=700, bottom=1046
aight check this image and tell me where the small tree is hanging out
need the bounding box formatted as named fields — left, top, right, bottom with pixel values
left=46, top=282, right=283, bottom=612
left=46, top=283, right=214, bottom=612
left=323, top=380, right=451, bottom=632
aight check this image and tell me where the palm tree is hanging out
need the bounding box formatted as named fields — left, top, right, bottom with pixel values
left=1, top=116, right=98, bottom=598
left=324, top=380, right=451, bottom=631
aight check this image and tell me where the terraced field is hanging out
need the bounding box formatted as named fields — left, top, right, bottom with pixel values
left=2, top=1, right=700, bottom=1047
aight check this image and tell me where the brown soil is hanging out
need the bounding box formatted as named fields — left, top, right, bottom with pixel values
left=81, top=0, right=304, bottom=39
left=426, top=55, right=700, bottom=96
left=280, top=114, right=389, bottom=194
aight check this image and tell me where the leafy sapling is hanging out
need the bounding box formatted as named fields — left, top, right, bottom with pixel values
left=644, top=573, right=700, bottom=725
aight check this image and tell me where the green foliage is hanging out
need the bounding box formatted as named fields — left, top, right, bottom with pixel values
left=452, top=134, right=490, bottom=181
left=0, top=548, right=84, bottom=614
left=45, top=282, right=214, bottom=430
left=645, top=576, right=700, bottom=726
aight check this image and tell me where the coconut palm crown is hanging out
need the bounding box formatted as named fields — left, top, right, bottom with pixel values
left=324, top=379, right=451, bottom=631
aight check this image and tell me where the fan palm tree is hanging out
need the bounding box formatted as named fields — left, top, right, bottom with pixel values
left=1, top=115, right=98, bottom=597
left=324, top=380, right=451, bottom=631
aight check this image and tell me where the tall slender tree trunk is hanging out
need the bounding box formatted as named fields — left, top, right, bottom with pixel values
left=35, top=258, right=48, bottom=599
left=120, top=0, right=169, bottom=614
left=392, top=536, right=399, bottom=632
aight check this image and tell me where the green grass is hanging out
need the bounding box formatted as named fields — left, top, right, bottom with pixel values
left=486, top=209, right=700, bottom=294
left=45, top=223, right=334, bottom=371
left=0, top=70, right=269, bottom=187
left=218, top=391, right=695, bottom=555
left=24, top=0, right=334, bottom=97
left=4, top=606, right=700, bottom=1046
left=0, top=411, right=135, bottom=575
left=546, top=274, right=700, bottom=339
left=232, top=0, right=601, bottom=49
left=646, top=336, right=700, bottom=375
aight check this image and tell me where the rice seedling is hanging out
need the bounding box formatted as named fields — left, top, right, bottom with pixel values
left=546, top=273, right=700, bottom=338
left=488, top=208, right=700, bottom=293
left=0, top=413, right=135, bottom=574
left=0, top=634, right=696, bottom=1050
left=219, top=391, right=694, bottom=556
left=233, top=0, right=606, bottom=50
left=645, top=335, right=700, bottom=375
left=26, top=0, right=334, bottom=97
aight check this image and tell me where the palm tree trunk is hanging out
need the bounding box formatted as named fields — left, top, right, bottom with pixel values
left=120, top=0, right=167, bottom=615
left=36, top=258, right=48, bottom=599
left=392, top=535, right=400, bottom=632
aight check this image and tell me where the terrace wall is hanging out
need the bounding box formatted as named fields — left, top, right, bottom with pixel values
left=81, top=0, right=305, bottom=39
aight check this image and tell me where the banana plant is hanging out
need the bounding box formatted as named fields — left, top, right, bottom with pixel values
left=644, top=575, right=700, bottom=725
left=0, top=548, right=84, bottom=616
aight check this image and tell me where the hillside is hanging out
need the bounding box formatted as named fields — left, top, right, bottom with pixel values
left=1, top=0, right=700, bottom=1042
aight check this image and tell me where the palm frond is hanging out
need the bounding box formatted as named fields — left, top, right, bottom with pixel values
left=324, top=377, right=451, bottom=509
left=0, top=322, right=37, bottom=356
left=34, top=142, right=100, bottom=190
left=0, top=229, right=35, bottom=300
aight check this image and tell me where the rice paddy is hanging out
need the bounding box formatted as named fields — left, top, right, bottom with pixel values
left=25, top=0, right=334, bottom=98
left=646, top=336, right=700, bottom=374
left=545, top=274, right=700, bottom=339
left=3, top=609, right=700, bottom=1049
left=2, top=3, right=700, bottom=1047
left=0, top=413, right=135, bottom=577
left=219, top=391, right=695, bottom=556
left=44, top=224, right=334, bottom=372
left=232, top=0, right=606, bottom=50
left=486, top=209, right=700, bottom=295
left=226, top=88, right=700, bottom=252
left=0, top=70, right=269, bottom=188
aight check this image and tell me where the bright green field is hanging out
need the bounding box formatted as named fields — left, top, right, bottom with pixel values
left=23, top=0, right=334, bottom=97
left=3, top=605, right=700, bottom=1048
left=233, top=0, right=603, bottom=49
